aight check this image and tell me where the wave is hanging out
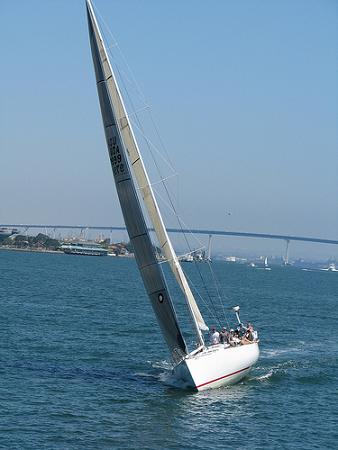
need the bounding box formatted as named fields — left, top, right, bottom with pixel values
left=262, top=346, right=304, bottom=358
left=149, top=359, right=173, bottom=370
left=254, top=370, right=275, bottom=381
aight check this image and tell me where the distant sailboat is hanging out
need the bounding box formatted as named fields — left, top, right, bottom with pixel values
left=321, top=263, right=338, bottom=272
left=263, top=257, right=271, bottom=270
left=302, top=263, right=338, bottom=273
left=86, top=0, right=259, bottom=390
left=250, top=256, right=271, bottom=270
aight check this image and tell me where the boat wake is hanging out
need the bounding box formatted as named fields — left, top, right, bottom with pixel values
left=149, top=360, right=173, bottom=370
left=133, top=360, right=178, bottom=387
left=253, top=370, right=275, bottom=381
left=261, top=345, right=305, bottom=358
left=149, top=360, right=190, bottom=389
left=141, top=360, right=193, bottom=390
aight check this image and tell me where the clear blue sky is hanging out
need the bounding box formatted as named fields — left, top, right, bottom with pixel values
left=1, top=0, right=337, bottom=258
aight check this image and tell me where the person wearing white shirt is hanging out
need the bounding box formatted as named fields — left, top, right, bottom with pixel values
left=210, top=327, right=220, bottom=345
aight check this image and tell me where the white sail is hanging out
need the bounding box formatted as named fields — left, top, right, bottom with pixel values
left=86, top=0, right=208, bottom=341
left=87, top=1, right=189, bottom=356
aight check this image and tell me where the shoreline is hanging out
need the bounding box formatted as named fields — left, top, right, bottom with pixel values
left=0, top=246, right=63, bottom=254
left=0, top=246, right=135, bottom=257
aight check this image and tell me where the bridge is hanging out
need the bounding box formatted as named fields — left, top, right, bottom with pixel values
left=1, top=223, right=337, bottom=263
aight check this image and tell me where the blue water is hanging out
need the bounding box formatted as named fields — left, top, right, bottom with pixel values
left=0, top=250, right=337, bottom=449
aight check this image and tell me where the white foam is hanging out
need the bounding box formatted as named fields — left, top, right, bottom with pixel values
left=149, top=360, right=173, bottom=370
left=254, top=370, right=275, bottom=381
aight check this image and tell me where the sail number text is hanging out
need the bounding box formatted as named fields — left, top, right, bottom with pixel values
left=108, top=136, right=125, bottom=176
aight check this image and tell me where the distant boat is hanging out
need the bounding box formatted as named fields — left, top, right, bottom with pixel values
left=321, top=263, right=338, bottom=272
left=179, top=253, right=194, bottom=263
left=226, top=256, right=238, bottom=263
left=250, top=256, right=271, bottom=270
left=86, top=0, right=259, bottom=391
left=61, top=242, right=109, bottom=256
left=0, top=227, right=18, bottom=240
left=263, top=257, right=271, bottom=270
left=301, top=263, right=338, bottom=273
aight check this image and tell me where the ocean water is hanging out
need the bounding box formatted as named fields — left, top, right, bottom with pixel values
left=0, top=250, right=337, bottom=449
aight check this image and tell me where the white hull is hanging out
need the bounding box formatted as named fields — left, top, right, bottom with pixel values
left=174, top=342, right=259, bottom=391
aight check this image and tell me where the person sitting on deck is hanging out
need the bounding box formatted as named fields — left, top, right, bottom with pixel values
left=210, top=327, right=220, bottom=345
left=219, top=327, right=229, bottom=344
left=241, top=329, right=253, bottom=345
left=229, top=329, right=241, bottom=346
left=236, top=322, right=245, bottom=337
left=241, top=323, right=258, bottom=344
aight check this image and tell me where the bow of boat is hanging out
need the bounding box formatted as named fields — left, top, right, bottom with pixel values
left=174, top=342, right=259, bottom=391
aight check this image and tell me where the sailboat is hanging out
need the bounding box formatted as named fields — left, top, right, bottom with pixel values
left=320, top=263, right=338, bottom=272
left=263, top=256, right=271, bottom=270
left=86, top=0, right=259, bottom=391
left=250, top=256, right=271, bottom=270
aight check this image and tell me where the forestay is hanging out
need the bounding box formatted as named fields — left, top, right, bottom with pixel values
left=86, top=1, right=208, bottom=346
left=87, top=0, right=188, bottom=357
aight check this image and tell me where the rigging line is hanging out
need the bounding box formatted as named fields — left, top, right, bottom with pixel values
left=151, top=186, right=223, bottom=322
left=183, top=271, right=222, bottom=328
left=93, top=2, right=193, bottom=253
left=205, top=260, right=230, bottom=328
left=92, top=1, right=148, bottom=106
left=145, top=155, right=217, bottom=315
left=128, top=116, right=177, bottom=173
left=96, top=9, right=153, bottom=156
left=152, top=185, right=229, bottom=326
left=100, top=21, right=180, bottom=232
left=93, top=0, right=183, bottom=215
left=103, top=34, right=189, bottom=253
left=180, top=243, right=225, bottom=326
left=97, top=17, right=174, bottom=190
left=146, top=108, right=177, bottom=177
left=96, top=1, right=180, bottom=175
left=106, top=46, right=177, bottom=204
left=151, top=187, right=206, bottom=250
left=95, top=3, right=223, bottom=324
left=96, top=8, right=200, bottom=250
left=137, top=173, right=179, bottom=190
left=101, top=33, right=142, bottom=126
left=191, top=261, right=223, bottom=326
left=122, top=105, right=152, bottom=120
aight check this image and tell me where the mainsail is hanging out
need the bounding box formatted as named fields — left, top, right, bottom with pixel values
left=87, top=0, right=188, bottom=356
left=86, top=1, right=208, bottom=346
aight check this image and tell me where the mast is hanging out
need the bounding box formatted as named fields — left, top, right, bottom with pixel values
left=86, top=0, right=208, bottom=347
left=86, top=0, right=188, bottom=357
left=207, top=234, right=212, bottom=261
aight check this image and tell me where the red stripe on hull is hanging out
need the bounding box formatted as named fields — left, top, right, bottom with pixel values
left=196, top=366, right=250, bottom=389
